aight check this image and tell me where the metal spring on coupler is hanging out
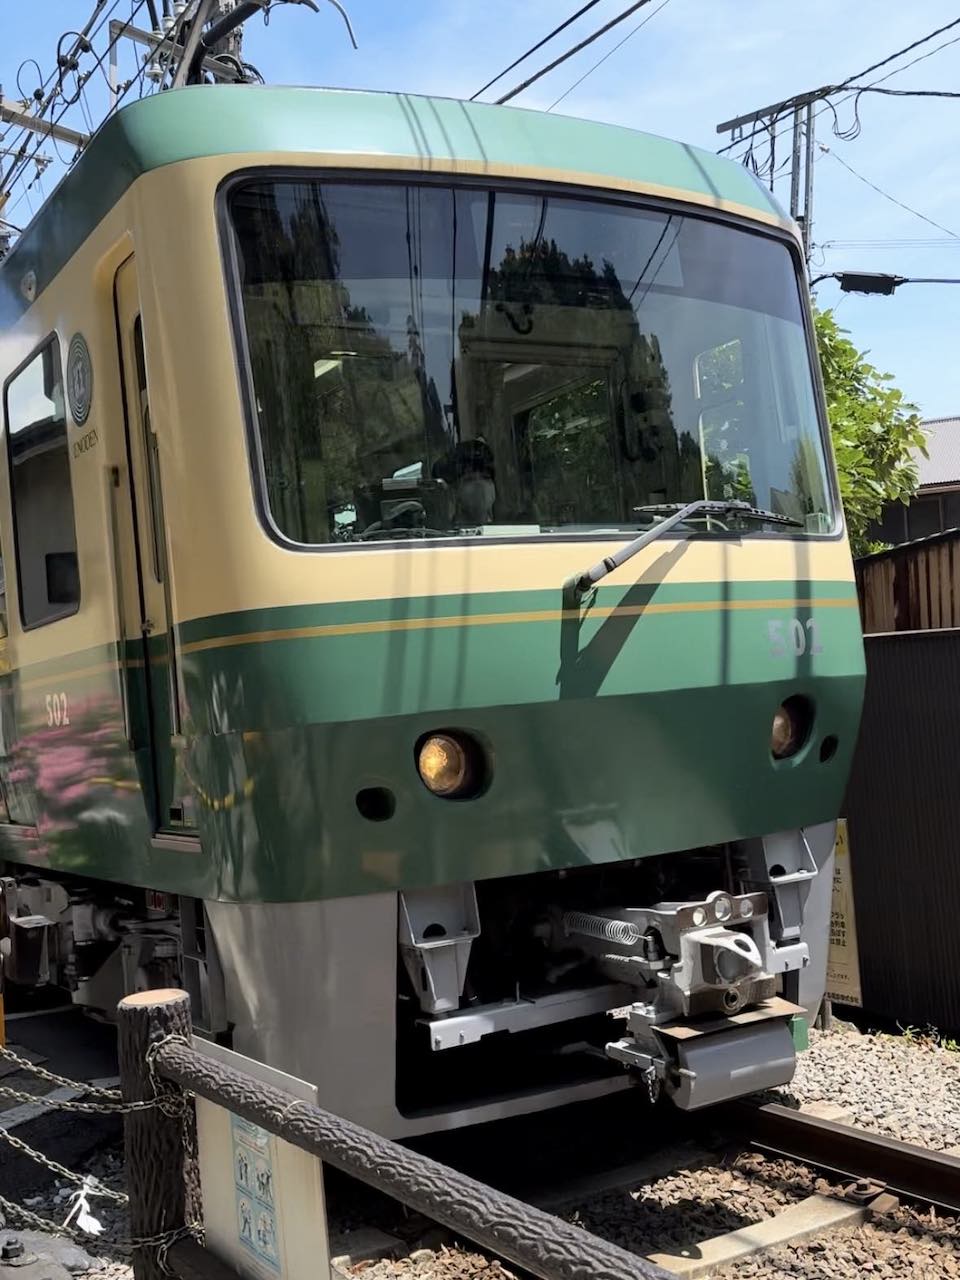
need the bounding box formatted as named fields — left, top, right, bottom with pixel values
left=562, top=910, right=643, bottom=947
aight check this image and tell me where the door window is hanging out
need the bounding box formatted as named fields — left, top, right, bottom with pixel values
left=3, top=337, right=80, bottom=627
left=133, top=317, right=166, bottom=583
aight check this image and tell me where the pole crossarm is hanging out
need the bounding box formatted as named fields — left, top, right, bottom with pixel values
left=0, top=96, right=88, bottom=149
left=108, top=19, right=243, bottom=84
left=716, top=89, right=826, bottom=135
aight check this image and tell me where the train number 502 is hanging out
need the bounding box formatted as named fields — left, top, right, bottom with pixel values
left=767, top=618, right=823, bottom=657
left=44, top=692, right=70, bottom=727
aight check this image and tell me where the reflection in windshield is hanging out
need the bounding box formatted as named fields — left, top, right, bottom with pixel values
left=229, top=182, right=832, bottom=545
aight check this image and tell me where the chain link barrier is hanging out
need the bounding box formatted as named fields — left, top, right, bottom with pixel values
left=0, top=1047, right=123, bottom=1101
left=0, top=1189, right=202, bottom=1260
left=0, top=1127, right=126, bottom=1202
left=0, top=1034, right=194, bottom=1267
left=0, top=1081, right=158, bottom=1113
left=0, top=1043, right=184, bottom=1115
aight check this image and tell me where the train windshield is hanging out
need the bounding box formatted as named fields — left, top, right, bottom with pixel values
left=228, top=179, right=833, bottom=545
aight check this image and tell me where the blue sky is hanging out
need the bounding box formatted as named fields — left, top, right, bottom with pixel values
left=3, top=1, right=960, bottom=418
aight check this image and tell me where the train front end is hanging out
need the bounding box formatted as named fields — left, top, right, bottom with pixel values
left=159, top=90, right=865, bottom=1136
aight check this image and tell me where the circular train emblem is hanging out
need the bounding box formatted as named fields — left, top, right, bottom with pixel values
left=67, top=332, right=93, bottom=425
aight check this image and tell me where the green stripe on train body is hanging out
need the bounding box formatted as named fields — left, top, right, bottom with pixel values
left=0, top=86, right=783, bottom=326
left=0, top=580, right=863, bottom=904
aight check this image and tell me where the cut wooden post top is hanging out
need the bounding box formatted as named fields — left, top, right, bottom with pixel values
left=119, top=988, right=190, bottom=1009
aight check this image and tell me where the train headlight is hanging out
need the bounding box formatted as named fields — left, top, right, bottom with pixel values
left=771, top=697, right=812, bottom=760
left=417, top=734, right=471, bottom=797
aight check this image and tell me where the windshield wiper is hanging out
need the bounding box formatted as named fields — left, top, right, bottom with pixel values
left=563, top=499, right=803, bottom=601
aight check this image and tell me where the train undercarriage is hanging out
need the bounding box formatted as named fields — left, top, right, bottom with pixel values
left=0, top=822, right=835, bottom=1136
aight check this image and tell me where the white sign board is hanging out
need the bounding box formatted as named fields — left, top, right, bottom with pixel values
left=192, top=1038, right=329, bottom=1280
left=825, top=818, right=863, bottom=1008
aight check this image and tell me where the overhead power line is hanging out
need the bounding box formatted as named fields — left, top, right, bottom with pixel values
left=717, top=15, right=960, bottom=155
left=819, top=144, right=960, bottom=240
left=547, top=0, right=672, bottom=111
left=840, top=84, right=960, bottom=99
left=822, top=238, right=960, bottom=250
left=470, top=0, right=603, bottom=101
left=2, top=0, right=151, bottom=220
left=726, top=28, right=960, bottom=181
left=714, top=16, right=960, bottom=271
left=0, top=0, right=116, bottom=195
left=495, top=0, right=658, bottom=105
left=760, top=29, right=960, bottom=166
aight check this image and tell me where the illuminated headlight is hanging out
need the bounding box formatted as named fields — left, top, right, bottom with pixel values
left=771, top=698, right=812, bottom=760
left=417, top=733, right=474, bottom=797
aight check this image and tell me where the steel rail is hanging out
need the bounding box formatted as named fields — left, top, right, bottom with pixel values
left=722, top=1100, right=960, bottom=1214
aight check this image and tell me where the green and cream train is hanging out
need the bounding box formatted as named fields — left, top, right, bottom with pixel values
left=0, top=85, right=864, bottom=1135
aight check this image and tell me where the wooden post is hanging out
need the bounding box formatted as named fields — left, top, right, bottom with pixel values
left=118, top=989, right=200, bottom=1280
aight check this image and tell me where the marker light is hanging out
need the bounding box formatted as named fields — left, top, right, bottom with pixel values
left=417, top=734, right=471, bottom=797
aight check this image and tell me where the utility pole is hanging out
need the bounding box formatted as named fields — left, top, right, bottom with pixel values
left=210, top=0, right=243, bottom=61
left=717, top=92, right=817, bottom=266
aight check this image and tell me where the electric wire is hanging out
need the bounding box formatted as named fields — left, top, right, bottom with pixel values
left=0, top=0, right=115, bottom=194
left=547, top=0, right=673, bottom=111
left=15, top=59, right=44, bottom=103
left=822, top=238, right=960, bottom=249
left=6, top=0, right=206, bottom=224
left=3, top=0, right=151, bottom=221
left=495, top=0, right=658, bottom=105
left=719, top=15, right=960, bottom=157
left=471, top=0, right=603, bottom=100
left=0, top=0, right=122, bottom=199
left=819, top=144, right=960, bottom=240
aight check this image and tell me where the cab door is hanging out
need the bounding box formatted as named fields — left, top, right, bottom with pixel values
left=114, top=258, right=195, bottom=834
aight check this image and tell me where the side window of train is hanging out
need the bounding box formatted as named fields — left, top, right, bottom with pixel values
left=3, top=336, right=81, bottom=628
left=133, top=317, right=164, bottom=583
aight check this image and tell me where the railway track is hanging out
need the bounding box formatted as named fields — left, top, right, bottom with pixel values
left=722, top=1098, right=960, bottom=1215
left=394, top=1090, right=960, bottom=1277
left=3, top=1009, right=960, bottom=1278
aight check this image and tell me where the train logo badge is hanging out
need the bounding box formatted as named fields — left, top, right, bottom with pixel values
left=67, top=332, right=93, bottom=425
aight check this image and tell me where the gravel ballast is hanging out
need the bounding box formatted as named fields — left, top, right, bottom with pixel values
left=8, top=1022, right=960, bottom=1279
left=773, top=1020, right=960, bottom=1150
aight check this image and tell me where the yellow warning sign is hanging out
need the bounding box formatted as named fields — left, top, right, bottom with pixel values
left=825, top=818, right=862, bottom=1007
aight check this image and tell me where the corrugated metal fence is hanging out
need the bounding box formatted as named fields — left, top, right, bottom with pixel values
left=844, top=627, right=960, bottom=1032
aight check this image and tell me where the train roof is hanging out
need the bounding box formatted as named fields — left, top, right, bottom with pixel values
left=0, top=85, right=787, bottom=325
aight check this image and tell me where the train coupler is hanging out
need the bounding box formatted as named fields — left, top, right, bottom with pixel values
left=606, top=996, right=803, bottom=1109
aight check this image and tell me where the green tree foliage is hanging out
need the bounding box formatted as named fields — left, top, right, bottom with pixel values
left=814, top=308, right=926, bottom=556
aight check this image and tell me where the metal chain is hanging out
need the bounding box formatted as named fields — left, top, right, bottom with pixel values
left=0, top=1191, right=202, bottom=1258
left=0, top=1047, right=123, bottom=1101
left=0, top=1031, right=195, bottom=1268
left=0, top=1081, right=156, bottom=1113
left=0, top=1127, right=127, bottom=1202
left=145, top=1034, right=191, bottom=1118
left=144, top=1222, right=203, bottom=1273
